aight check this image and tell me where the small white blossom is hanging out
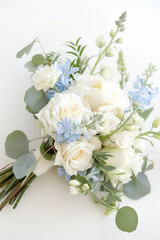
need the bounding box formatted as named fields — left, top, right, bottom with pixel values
left=96, top=35, right=106, bottom=48
left=82, top=183, right=90, bottom=192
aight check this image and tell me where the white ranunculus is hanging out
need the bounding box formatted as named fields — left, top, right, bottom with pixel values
left=96, top=35, right=106, bottom=48
left=36, top=92, right=89, bottom=136
left=54, top=140, right=94, bottom=176
left=32, top=65, right=61, bottom=91
left=70, top=75, right=130, bottom=111
left=113, top=131, right=136, bottom=149
left=88, top=136, right=102, bottom=151
left=133, top=138, right=146, bottom=152
left=106, top=147, right=143, bottom=185
left=33, top=149, right=54, bottom=176
left=100, top=65, right=115, bottom=80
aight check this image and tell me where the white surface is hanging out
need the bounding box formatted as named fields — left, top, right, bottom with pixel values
left=0, top=0, right=160, bottom=239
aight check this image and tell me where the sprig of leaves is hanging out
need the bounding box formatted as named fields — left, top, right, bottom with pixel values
left=117, top=50, right=129, bottom=89
left=66, top=37, right=88, bottom=73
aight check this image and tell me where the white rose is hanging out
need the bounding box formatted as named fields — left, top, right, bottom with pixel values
left=100, top=65, right=115, bottom=80
left=88, top=136, right=102, bottom=151
left=113, top=131, right=135, bottom=149
left=54, top=140, right=94, bottom=175
left=106, top=147, right=143, bottom=185
left=36, top=92, right=89, bottom=136
left=133, top=138, right=146, bottom=152
left=98, top=107, right=120, bottom=134
left=33, top=149, right=54, bottom=176
left=32, top=65, right=61, bottom=91
left=70, top=75, right=130, bottom=111
left=96, top=35, right=106, bottom=48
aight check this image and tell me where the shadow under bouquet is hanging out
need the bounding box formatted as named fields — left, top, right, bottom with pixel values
left=1, top=12, right=160, bottom=232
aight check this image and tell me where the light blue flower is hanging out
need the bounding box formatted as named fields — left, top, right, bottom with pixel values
left=57, top=167, right=71, bottom=181
left=56, top=118, right=82, bottom=144
left=57, top=60, right=79, bottom=86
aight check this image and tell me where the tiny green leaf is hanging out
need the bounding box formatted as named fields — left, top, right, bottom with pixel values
left=115, top=206, right=138, bottom=232
left=123, top=172, right=151, bottom=200
left=24, top=86, right=48, bottom=113
left=16, top=38, right=37, bottom=58
left=140, top=107, right=153, bottom=120
left=13, top=153, right=37, bottom=179
left=5, top=131, right=29, bottom=159
left=32, top=54, right=45, bottom=66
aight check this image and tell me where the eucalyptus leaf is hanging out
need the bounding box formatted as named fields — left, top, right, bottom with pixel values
left=140, top=107, right=153, bottom=120
left=32, top=54, right=45, bottom=66
left=24, top=86, right=48, bottom=113
left=115, top=206, right=138, bottom=232
left=16, top=38, right=37, bottom=58
left=123, top=172, right=151, bottom=200
left=24, top=61, right=38, bottom=72
left=5, top=130, right=29, bottom=159
left=13, top=153, right=37, bottom=179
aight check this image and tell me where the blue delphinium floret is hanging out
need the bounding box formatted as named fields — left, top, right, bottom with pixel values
left=56, top=118, right=82, bottom=144
left=46, top=60, right=79, bottom=99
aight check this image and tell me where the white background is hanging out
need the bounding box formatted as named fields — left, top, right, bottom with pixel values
left=0, top=0, right=160, bottom=239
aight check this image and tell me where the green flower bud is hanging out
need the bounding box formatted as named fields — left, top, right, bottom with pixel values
left=152, top=117, right=160, bottom=128
left=115, top=38, right=123, bottom=43
left=110, top=29, right=115, bottom=38
left=96, top=35, right=106, bottom=48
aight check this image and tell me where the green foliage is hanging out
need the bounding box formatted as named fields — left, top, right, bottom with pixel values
left=93, top=151, right=112, bottom=165
left=115, top=206, right=138, bottom=232
left=115, top=11, right=127, bottom=32
left=140, top=107, right=153, bottom=120
left=13, top=153, right=37, bottom=179
left=24, top=86, right=48, bottom=113
left=123, top=172, right=151, bottom=200
left=142, top=158, right=154, bottom=172
left=32, top=54, right=45, bottom=66
left=24, top=61, right=38, bottom=72
left=66, top=38, right=87, bottom=73
left=16, top=38, right=37, bottom=58
left=40, top=141, right=55, bottom=161
left=143, top=63, right=156, bottom=85
left=5, top=131, right=29, bottom=159
left=72, top=175, right=92, bottom=190
left=117, top=50, right=129, bottom=89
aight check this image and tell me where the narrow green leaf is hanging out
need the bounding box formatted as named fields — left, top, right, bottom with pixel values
left=32, top=54, right=45, bottom=66
left=123, top=172, right=151, bottom=200
left=140, top=107, right=153, bottom=120
left=115, top=206, right=138, bottom=232
left=67, top=51, right=78, bottom=57
left=13, top=153, right=37, bottom=179
left=79, top=45, right=87, bottom=56
left=16, top=38, right=37, bottom=58
left=66, top=44, right=76, bottom=51
left=76, top=37, right=82, bottom=46
left=24, top=86, right=47, bottom=113
left=5, top=131, right=29, bottom=159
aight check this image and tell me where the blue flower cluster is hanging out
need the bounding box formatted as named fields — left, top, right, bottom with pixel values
left=46, top=60, right=79, bottom=99
left=56, top=118, right=82, bottom=144
left=129, top=76, right=158, bottom=110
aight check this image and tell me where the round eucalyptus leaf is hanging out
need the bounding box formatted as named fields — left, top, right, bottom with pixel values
left=5, top=130, right=29, bottom=159
left=32, top=54, right=45, bottom=66
left=24, top=86, right=48, bottom=113
left=123, top=173, right=151, bottom=200
left=115, top=206, right=138, bottom=232
left=13, top=153, right=37, bottom=179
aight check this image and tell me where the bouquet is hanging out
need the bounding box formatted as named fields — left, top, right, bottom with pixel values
left=1, top=12, right=160, bottom=232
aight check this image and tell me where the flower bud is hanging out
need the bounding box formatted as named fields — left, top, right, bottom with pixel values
left=69, top=179, right=81, bottom=186
left=69, top=186, right=80, bottom=195
left=152, top=117, right=160, bottom=128
left=96, top=36, right=106, bottom=48
left=100, top=66, right=115, bottom=80
left=115, top=38, right=123, bottom=43
left=105, top=46, right=117, bottom=57
left=82, top=55, right=88, bottom=65
left=110, top=29, right=115, bottom=38
left=82, top=183, right=90, bottom=192
left=116, top=108, right=124, bottom=120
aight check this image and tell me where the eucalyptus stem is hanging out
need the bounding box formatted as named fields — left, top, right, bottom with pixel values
left=37, top=38, right=50, bottom=66
left=0, top=166, right=13, bottom=176
left=29, top=136, right=44, bottom=142
left=41, top=89, right=49, bottom=102
left=0, top=170, right=14, bottom=184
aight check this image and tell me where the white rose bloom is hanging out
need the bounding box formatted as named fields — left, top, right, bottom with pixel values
left=32, top=65, right=61, bottom=91
left=113, top=131, right=135, bottom=149
left=69, top=186, right=80, bottom=195
left=36, top=92, right=89, bottom=136
left=100, top=65, right=115, bottom=80
left=98, top=107, right=120, bottom=134
left=106, top=147, right=143, bottom=185
left=33, top=149, right=54, bottom=176
left=96, top=35, right=106, bottom=48
left=88, top=136, right=102, bottom=151
left=133, top=138, right=146, bottom=152
left=54, top=140, right=94, bottom=176
left=70, top=75, right=130, bottom=112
